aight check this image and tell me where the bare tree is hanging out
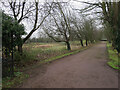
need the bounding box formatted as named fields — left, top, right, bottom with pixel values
left=70, top=14, right=85, bottom=47
left=43, top=2, right=72, bottom=50
left=72, top=0, right=120, bottom=53
left=2, top=0, right=53, bottom=53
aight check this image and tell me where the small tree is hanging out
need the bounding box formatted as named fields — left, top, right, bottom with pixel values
left=2, top=12, right=26, bottom=77
left=2, top=12, right=26, bottom=58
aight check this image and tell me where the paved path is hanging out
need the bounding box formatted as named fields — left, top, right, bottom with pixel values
left=18, top=42, right=118, bottom=88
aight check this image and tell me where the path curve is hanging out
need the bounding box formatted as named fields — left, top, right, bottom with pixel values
left=18, top=42, right=118, bottom=88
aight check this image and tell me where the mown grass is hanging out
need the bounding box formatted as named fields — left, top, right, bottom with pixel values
left=107, top=42, right=120, bottom=70
left=3, top=41, right=94, bottom=88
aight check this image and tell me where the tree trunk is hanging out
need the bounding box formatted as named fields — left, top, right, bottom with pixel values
left=18, top=44, right=23, bottom=55
left=86, top=39, right=88, bottom=46
left=66, top=41, right=71, bottom=50
left=80, top=39, right=84, bottom=47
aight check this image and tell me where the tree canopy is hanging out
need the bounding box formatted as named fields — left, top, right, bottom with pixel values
left=2, top=12, right=26, bottom=58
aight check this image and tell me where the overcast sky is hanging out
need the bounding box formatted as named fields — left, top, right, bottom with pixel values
left=26, top=0, right=102, bottom=38
left=1, top=0, right=102, bottom=38
left=29, top=0, right=92, bottom=38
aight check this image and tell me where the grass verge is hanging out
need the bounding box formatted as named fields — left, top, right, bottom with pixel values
left=2, top=72, right=29, bottom=88
left=23, top=44, right=94, bottom=71
left=107, top=42, right=120, bottom=70
left=42, top=46, right=90, bottom=63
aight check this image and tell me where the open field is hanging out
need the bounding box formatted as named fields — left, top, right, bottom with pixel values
left=14, top=41, right=86, bottom=67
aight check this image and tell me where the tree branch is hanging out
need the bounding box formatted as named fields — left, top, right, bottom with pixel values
left=18, top=1, right=26, bottom=23
left=23, top=2, right=53, bottom=43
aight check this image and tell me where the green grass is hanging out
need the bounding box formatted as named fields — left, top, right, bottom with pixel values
left=22, top=43, right=93, bottom=72
left=2, top=72, right=29, bottom=88
left=107, top=42, right=120, bottom=70
left=15, top=42, right=83, bottom=67
left=41, top=46, right=89, bottom=64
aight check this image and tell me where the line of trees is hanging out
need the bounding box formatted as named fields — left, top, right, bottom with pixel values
left=78, top=1, right=120, bottom=54
left=2, top=1, right=120, bottom=55
left=77, top=0, right=120, bottom=67
left=42, top=2, right=100, bottom=50
left=1, top=1, right=101, bottom=54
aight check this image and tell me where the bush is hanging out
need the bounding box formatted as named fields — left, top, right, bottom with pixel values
left=14, top=51, right=36, bottom=67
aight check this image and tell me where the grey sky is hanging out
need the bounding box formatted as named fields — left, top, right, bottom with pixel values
left=1, top=0, right=102, bottom=38
left=27, top=0, right=102, bottom=38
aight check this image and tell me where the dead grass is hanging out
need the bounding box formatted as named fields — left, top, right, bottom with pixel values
left=14, top=42, right=82, bottom=67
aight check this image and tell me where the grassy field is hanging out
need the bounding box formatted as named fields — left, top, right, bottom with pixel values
left=14, top=41, right=84, bottom=67
left=107, top=42, right=120, bottom=70
left=3, top=41, right=92, bottom=88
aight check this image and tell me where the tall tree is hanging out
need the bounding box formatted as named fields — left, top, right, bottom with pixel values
left=2, top=1, right=53, bottom=53
left=70, top=14, right=85, bottom=47
left=73, top=0, right=120, bottom=53
left=43, top=2, right=72, bottom=50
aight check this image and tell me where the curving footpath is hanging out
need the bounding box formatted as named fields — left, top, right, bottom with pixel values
left=18, top=42, right=118, bottom=88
